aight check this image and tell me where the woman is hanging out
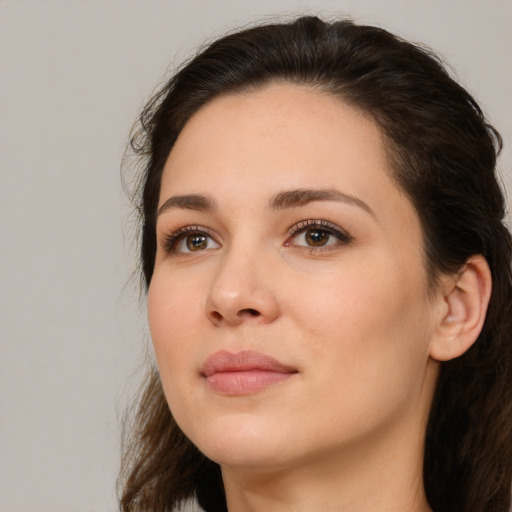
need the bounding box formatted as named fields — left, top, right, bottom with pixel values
left=119, top=16, right=512, bottom=512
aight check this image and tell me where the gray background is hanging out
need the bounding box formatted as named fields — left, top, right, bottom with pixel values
left=1, top=1, right=510, bottom=511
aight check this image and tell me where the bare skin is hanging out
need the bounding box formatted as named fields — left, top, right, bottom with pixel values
left=148, top=84, right=490, bottom=512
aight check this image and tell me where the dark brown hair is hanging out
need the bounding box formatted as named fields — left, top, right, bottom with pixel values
left=119, top=16, right=512, bottom=512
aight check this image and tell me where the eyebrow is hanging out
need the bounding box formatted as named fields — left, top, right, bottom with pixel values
left=157, top=194, right=216, bottom=216
left=157, top=188, right=374, bottom=217
left=270, top=188, right=375, bottom=217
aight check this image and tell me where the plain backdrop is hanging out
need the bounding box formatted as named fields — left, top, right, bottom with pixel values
left=1, top=1, right=511, bottom=511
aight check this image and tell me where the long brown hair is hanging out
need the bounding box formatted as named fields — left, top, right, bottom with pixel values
left=119, top=16, right=512, bottom=512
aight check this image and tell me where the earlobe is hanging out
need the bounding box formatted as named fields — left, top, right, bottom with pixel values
left=429, top=255, right=492, bottom=362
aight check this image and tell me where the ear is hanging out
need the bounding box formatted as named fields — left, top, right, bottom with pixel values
left=429, top=255, right=492, bottom=362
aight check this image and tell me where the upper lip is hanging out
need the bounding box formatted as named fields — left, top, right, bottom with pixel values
left=201, top=350, right=297, bottom=377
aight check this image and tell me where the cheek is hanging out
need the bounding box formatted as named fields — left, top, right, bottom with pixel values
left=285, top=268, right=433, bottom=444
left=146, top=267, right=213, bottom=433
left=147, top=268, right=204, bottom=380
left=286, top=253, right=433, bottom=389
left=287, top=260, right=410, bottom=330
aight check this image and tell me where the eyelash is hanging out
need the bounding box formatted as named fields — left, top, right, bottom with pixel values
left=162, top=225, right=216, bottom=253
left=285, top=219, right=353, bottom=252
left=161, top=220, right=353, bottom=254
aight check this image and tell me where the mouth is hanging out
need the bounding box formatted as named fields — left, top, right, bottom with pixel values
left=201, top=350, right=298, bottom=395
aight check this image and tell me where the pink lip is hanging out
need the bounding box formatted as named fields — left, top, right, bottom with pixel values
left=201, top=350, right=297, bottom=395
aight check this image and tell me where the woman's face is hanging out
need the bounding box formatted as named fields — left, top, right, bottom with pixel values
left=148, top=84, right=441, bottom=471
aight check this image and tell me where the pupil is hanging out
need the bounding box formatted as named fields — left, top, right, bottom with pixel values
left=187, top=234, right=207, bottom=251
left=306, top=229, right=328, bottom=246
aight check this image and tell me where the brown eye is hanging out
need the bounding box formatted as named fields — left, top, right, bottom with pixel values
left=165, top=228, right=220, bottom=254
left=286, top=220, right=353, bottom=251
left=305, top=229, right=329, bottom=246
left=186, top=234, right=208, bottom=251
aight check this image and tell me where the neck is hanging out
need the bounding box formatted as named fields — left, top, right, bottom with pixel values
left=221, top=432, right=432, bottom=512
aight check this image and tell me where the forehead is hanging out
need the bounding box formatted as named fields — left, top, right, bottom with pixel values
left=161, top=84, right=412, bottom=227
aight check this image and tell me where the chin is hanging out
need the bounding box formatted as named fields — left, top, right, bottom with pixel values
left=185, top=412, right=293, bottom=468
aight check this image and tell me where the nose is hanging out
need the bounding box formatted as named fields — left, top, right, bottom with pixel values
left=205, top=246, right=280, bottom=327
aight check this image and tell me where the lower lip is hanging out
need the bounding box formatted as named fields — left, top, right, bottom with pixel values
left=205, top=370, right=295, bottom=395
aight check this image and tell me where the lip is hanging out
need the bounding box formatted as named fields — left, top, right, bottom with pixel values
left=201, top=350, right=298, bottom=395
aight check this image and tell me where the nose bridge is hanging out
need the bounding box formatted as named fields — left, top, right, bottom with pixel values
left=205, top=235, right=279, bottom=325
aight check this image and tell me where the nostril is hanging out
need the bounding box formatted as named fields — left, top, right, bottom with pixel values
left=241, top=308, right=260, bottom=317
left=211, top=311, right=223, bottom=322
